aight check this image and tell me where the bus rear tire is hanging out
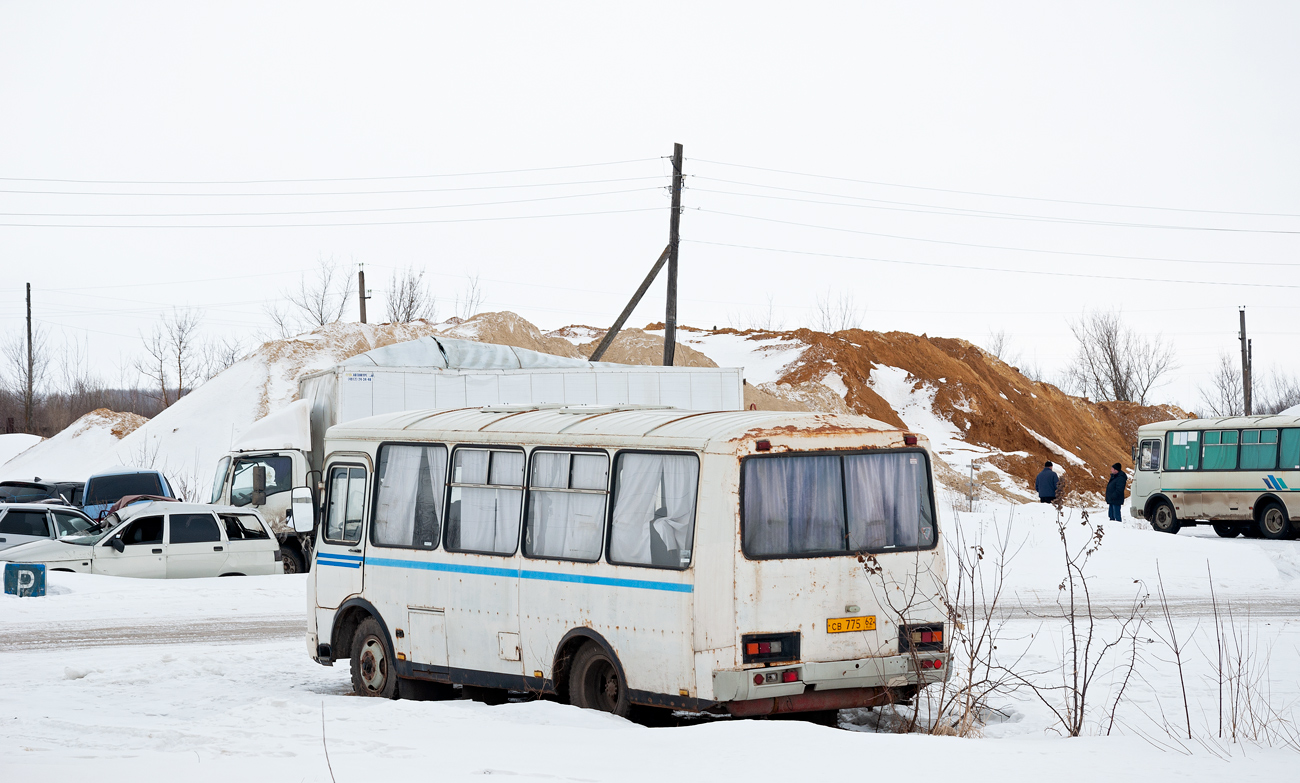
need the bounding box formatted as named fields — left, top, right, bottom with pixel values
left=569, top=643, right=631, bottom=718
left=1212, top=523, right=1240, bottom=538
left=1149, top=501, right=1180, bottom=534
left=351, top=617, right=399, bottom=699
left=1257, top=502, right=1293, bottom=540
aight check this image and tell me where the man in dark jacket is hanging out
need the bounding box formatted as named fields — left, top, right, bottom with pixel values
left=1036, top=461, right=1059, bottom=504
left=1106, top=462, right=1126, bottom=521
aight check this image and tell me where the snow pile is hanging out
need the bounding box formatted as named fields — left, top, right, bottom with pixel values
left=0, top=410, right=145, bottom=482
left=0, top=432, right=41, bottom=466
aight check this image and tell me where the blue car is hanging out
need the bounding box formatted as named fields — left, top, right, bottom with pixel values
left=82, top=469, right=175, bottom=520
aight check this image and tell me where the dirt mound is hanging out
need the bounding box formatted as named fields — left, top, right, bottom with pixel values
left=84, top=408, right=148, bottom=439
left=444, top=312, right=583, bottom=358
left=574, top=328, right=716, bottom=367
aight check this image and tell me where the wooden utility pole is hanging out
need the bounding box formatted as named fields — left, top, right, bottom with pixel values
left=588, top=246, right=670, bottom=362
left=25, top=283, right=33, bottom=433
left=1240, top=307, right=1252, bottom=415
left=358, top=264, right=369, bottom=324
left=662, top=143, right=684, bottom=367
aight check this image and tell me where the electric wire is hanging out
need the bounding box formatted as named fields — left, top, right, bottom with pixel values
left=0, top=175, right=663, bottom=198
left=0, top=206, right=663, bottom=229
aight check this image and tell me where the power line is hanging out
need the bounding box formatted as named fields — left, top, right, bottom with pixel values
left=0, top=187, right=660, bottom=219
left=687, top=238, right=1300, bottom=290
left=695, top=207, right=1300, bottom=268
left=0, top=206, right=663, bottom=229
left=0, top=175, right=663, bottom=199
left=0, top=157, right=660, bottom=186
left=690, top=185, right=1300, bottom=235
left=691, top=157, right=1300, bottom=219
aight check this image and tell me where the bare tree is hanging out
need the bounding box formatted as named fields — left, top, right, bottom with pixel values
left=202, top=335, right=247, bottom=381
left=265, top=256, right=356, bottom=336
left=1198, top=352, right=1245, bottom=417
left=984, top=329, right=1020, bottom=364
left=453, top=274, right=485, bottom=320
left=1255, top=369, right=1300, bottom=415
left=134, top=308, right=204, bottom=408
left=1064, top=308, right=1176, bottom=404
left=813, top=288, right=863, bottom=333
left=136, top=326, right=172, bottom=407
left=728, top=293, right=786, bottom=332
left=385, top=266, right=438, bottom=323
left=2, top=324, right=50, bottom=433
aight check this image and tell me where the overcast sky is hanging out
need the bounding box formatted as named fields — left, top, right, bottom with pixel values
left=2, top=2, right=1298, bottom=410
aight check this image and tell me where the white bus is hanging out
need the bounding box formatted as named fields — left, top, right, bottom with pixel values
left=297, top=405, right=949, bottom=718
left=1131, top=415, right=1300, bottom=539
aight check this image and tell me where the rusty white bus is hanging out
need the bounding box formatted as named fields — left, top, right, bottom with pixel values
left=295, top=405, right=949, bottom=718
left=1132, top=415, right=1300, bottom=539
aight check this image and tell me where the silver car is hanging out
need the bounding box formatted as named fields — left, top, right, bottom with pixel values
left=0, top=503, right=97, bottom=552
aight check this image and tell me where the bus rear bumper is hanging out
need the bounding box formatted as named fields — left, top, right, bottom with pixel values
left=713, top=652, right=950, bottom=711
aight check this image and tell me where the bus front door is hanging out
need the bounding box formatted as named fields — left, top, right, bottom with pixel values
left=315, top=464, right=369, bottom=610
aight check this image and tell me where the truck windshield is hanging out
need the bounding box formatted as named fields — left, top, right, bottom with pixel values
left=741, top=451, right=936, bottom=558
left=230, top=455, right=293, bottom=506
left=85, top=473, right=163, bottom=506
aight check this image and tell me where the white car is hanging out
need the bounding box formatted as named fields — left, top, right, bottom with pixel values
left=0, top=501, right=282, bottom=578
left=0, top=503, right=97, bottom=551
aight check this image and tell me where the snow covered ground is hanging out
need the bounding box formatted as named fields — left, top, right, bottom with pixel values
left=3, top=503, right=1298, bottom=780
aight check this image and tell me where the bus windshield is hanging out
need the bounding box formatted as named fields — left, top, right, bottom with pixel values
left=742, top=451, right=936, bottom=558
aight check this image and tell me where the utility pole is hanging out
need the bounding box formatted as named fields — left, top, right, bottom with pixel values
left=588, top=246, right=670, bottom=362
left=662, top=143, right=683, bottom=367
left=358, top=264, right=370, bottom=324
left=1239, top=307, right=1252, bottom=415
left=25, top=283, right=33, bottom=433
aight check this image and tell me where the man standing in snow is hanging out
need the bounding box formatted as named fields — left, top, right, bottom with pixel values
left=1106, top=462, right=1126, bottom=522
left=1036, top=461, right=1058, bottom=504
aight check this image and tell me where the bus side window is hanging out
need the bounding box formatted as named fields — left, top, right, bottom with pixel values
left=1240, top=430, right=1278, bottom=471
left=608, top=452, right=699, bottom=569
left=1139, top=439, right=1161, bottom=471
left=1165, top=431, right=1198, bottom=471
left=1280, top=429, right=1300, bottom=470
left=445, top=448, right=524, bottom=556
left=324, top=466, right=366, bottom=544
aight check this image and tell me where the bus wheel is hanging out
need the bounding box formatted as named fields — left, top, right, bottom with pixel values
left=1212, top=523, right=1240, bottom=538
left=1257, top=503, right=1293, bottom=540
left=569, top=643, right=631, bottom=717
left=351, top=617, right=399, bottom=699
left=1149, top=501, right=1180, bottom=534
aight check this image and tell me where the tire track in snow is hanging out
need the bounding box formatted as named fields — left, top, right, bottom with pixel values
left=0, top=615, right=304, bottom=651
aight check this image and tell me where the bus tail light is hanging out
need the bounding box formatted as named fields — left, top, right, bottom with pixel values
left=756, top=440, right=772, bottom=451
left=904, top=433, right=919, bottom=446
left=900, top=623, right=945, bottom=653
left=742, top=632, right=801, bottom=664
left=754, top=669, right=801, bottom=685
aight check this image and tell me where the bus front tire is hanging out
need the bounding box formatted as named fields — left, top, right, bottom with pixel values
left=1212, top=523, right=1241, bottom=538
left=569, top=643, right=631, bottom=718
left=1149, top=501, right=1180, bottom=534
left=351, top=617, right=399, bottom=699
left=1257, top=502, right=1293, bottom=540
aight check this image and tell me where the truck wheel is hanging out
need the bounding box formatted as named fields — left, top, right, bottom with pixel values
left=351, top=617, right=399, bottom=699
left=569, top=643, right=631, bottom=717
left=1212, top=523, right=1240, bottom=538
left=281, top=546, right=305, bottom=574
left=1149, top=501, right=1180, bottom=534
left=1257, top=502, right=1293, bottom=540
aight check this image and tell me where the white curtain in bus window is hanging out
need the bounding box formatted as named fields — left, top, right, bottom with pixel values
left=372, top=444, right=447, bottom=548
left=1201, top=431, right=1238, bottom=470
left=447, top=449, right=523, bottom=555
left=609, top=453, right=699, bottom=567
left=741, top=455, right=845, bottom=557
left=526, top=452, right=608, bottom=561
left=1239, top=430, right=1278, bottom=471
left=844, top=453, right=935, bottom=550
left=1166, top=431, right=1199, bottom=471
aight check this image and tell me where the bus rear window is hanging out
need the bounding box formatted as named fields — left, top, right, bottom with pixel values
left=742, top=451, right=935, bottom=559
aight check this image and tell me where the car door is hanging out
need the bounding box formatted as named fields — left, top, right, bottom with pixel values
left=314, top=463, right=369, bottom=609
left=220, top=512, right=278, bottom=575
left=0, top=509, right=52, bottom=551
left=95, top=515, right=167, bottom=578
left=166, top=512, right=229, bottom=578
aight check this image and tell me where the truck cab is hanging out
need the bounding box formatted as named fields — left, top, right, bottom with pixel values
left=210, top=449, right=313, bottom=573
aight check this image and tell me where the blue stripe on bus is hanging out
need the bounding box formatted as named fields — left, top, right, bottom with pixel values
left=318, top=560, right=362, bottom=569
left=364, top=556, right=693, bottom=593
left=318, top=552, right=364, bottom=569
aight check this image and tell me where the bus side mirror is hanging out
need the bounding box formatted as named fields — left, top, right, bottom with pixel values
left=252, top=465, right=267, bottom=507
left=290, top=487, right=315, bottom=534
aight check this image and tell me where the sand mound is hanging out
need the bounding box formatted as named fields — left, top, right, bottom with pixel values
left=573, top=327, right=716, bottom=367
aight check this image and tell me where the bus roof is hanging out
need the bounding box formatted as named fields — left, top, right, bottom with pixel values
left=326, top=406, right=908, bottom=450
left=1138, top=414, right=1300, bottom=434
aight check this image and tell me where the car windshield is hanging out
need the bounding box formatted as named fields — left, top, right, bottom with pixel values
left=85, top=473, right=163, bottom=506
left=62, top=513, right=120, bottom=545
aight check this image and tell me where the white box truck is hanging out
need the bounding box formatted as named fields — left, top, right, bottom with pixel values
left=208, top=336, right=744, bottom=572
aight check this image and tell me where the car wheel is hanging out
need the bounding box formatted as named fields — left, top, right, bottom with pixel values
left=351, top=617, right=399, bottom=699
left=281, top=546, right=304, bottom=575
left=1212, top=523, right=1240, bottom=539
left=569, top=643, right=631, bottom=717
left=1257, top=502, right=1293, bottom=540
left=1149, top=501, right=1180, bottom=534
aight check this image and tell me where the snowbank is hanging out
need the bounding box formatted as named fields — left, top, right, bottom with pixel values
left=0, top=410, right=144, bottom=481
left=0, top=432, right=41, bottom=466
